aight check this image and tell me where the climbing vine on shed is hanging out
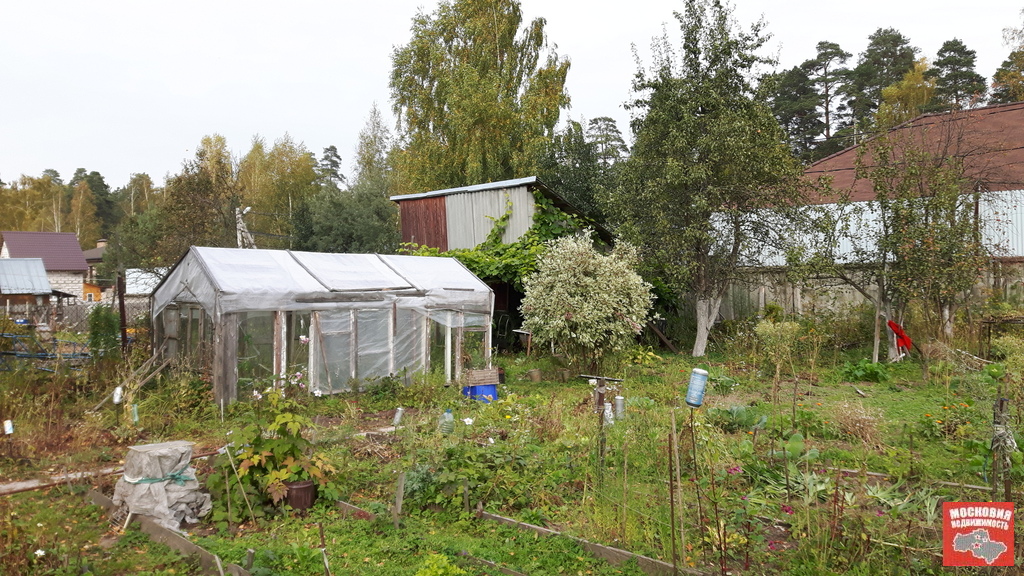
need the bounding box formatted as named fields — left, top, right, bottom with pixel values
left=401, top=189, right=590, bottom=290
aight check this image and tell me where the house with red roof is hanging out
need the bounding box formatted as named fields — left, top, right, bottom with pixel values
left=722, top=102, right=1024, bottom=321
left=804, top=101, right=1024, bottom=258
left=0, top=231, right=88, bottom=301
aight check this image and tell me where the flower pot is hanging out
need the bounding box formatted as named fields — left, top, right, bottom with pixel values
left=285, top=479, right=317, bottom=511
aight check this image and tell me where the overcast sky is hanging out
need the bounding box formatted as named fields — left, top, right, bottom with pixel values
left=1, top=1, right=1020, bottom=190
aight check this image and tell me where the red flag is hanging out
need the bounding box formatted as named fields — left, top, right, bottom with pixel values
left=887, top=320, right=912, bottom=354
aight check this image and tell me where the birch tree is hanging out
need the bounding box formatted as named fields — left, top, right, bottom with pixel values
left=389, top=0, right=570, bottom=193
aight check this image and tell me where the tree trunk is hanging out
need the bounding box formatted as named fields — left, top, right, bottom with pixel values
left=940, top=302, right=955, bottom=342
left=692, top=297, right=722, bottom=357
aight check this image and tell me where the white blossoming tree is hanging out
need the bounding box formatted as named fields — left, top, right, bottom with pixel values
left=520, top=232, right=654, bottom=371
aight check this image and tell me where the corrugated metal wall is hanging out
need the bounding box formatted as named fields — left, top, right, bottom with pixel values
left=445, top=185, right=536, bottom=249
left=399, top=196, right=448, bottom=250
left=981, top=190, right=1024, bottom=258
left=801, top=195, right=1024, bottom=262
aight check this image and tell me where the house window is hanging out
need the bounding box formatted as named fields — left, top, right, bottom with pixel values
left=86, top=293, right=94, bottom=302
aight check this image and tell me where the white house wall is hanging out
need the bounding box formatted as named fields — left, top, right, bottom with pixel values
left=445, top=185, right=536, bottom=249
left=797, top=192, right=1024, bottom=264
left=48, top=270, right=84, bottom=300
left=725, top=190, right=1024, bottom=319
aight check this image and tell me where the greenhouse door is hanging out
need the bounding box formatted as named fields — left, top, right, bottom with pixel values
left=312, top=311, right=354, bottom=393
left=355, top=308, right=393, bottom=381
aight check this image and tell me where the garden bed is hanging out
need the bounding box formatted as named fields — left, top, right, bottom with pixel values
left=3, top=342, right=1023, bottom=574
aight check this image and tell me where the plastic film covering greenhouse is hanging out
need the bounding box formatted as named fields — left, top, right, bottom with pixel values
left=151, top=247, right=493, bottom=405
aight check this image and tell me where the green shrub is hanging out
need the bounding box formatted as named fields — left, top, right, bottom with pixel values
left=521, top=232, right=653, bottom=372
left=839, top=358, right=890, bottom=383
left=87, top=305, right=121, bottom=360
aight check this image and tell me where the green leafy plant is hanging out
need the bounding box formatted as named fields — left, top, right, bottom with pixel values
left=839, top=358, right=891, bottom=383
left=415, top=554, right=468, bottom=576
left=754, top=319, right=801, bottom=401
left=707, top=405, right=767, bottom=434
left=914, top=400, right=976, bottom=440
left=625, top=345, right=663, bottom=365
left=232, top=380, right=337, bottom=505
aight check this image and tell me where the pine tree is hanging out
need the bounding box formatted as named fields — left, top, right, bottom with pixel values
left=766, top=65, right=823, bottom=161
left=926, top=38, right=987, bottom=110
left=845, top=28, right=918, bottom=126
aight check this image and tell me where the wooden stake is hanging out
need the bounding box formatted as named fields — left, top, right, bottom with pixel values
left=672, top=410, right=686, bottom=559
left=689, top=408, right=704, bottom=558
left=224, top=448, right=257, bottom=526
left=667, top=433, right=679, bottom=576
left=621, top=441, right=628, bottom=546
left=392, top=472, right=406, bottom=529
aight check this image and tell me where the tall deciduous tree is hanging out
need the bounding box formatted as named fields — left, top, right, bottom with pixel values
left=116, top=173, right=158, bottom=218
left=15, top=174, right=67, bottom=232
left=350, top=104, right=393, bottom=196
left=926, top=38, right=987, bottom=110
left=389, top=0, right=570, bottom=193
left=991, top=49, right=1024, bottom=104
left=69, top=180, right=102, bottom=248
left=610, top=0, right=802, bottom=357
left=0, top=181, right=38, bottom=231
left=155, top=135, right=239, bottom=262
left=237, top=134, right=319, bottom=248
left=70, top=168, right=118, bottom=236
left=876, top=58, right=935, bottom=129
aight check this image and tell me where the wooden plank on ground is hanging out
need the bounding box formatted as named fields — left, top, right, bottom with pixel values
left=88, top=490, right=250, bottom=576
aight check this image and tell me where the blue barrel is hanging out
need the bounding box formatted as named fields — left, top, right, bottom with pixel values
left=462, top=384, right=498, bottom=403
left=685, top=368, right=708, bottom=408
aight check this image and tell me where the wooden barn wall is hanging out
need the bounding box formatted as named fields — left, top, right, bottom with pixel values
left=445, top=185, right=536, bottom=249
left=399, top=196, right=448, bottom=250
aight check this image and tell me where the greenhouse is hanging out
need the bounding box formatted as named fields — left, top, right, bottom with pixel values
left=151, top=247, right=493, bottom=406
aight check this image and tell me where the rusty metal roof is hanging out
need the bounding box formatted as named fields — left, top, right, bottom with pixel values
left=804, top=102, right=1024, bottom=204
left=1, top=231, right=87, bottom=272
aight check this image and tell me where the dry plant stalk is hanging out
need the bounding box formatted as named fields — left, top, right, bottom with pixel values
left=832, top=401, right=880, bottom=447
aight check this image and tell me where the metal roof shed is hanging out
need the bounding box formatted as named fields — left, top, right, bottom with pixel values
left=0, top=258, right=53, bottom=296
left=152, top=247, right=493, bottom=406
